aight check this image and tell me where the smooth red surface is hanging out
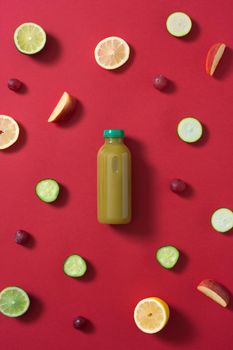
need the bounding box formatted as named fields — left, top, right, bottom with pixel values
left=1, top=1, right=233, bottom=349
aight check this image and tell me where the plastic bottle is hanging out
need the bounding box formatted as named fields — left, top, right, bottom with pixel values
left=97, top=129, right=131, bottom=224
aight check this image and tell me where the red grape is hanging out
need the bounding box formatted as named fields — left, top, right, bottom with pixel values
left=73, top=316, right=87, bottom=329
left=8, top=79, right=22, bottom=92
left=153, top=75, right=168, bottom=90
left=15, top=230, right=29, bottom=244
left=170, top=179, right=187, bottom=193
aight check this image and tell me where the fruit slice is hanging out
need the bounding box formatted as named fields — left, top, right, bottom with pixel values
left=134, top=297, right=170, bottom=334
left=197, top=279, right=230, bottom=307
left=211, top=208, right=233, bottom=233
left=0, top=286, right=30, bottom=317
left=36, top=179, right=60, bottom=203
left=177, top=117, right=203, bottom=143
left=14, top=22, right=46, bottom=55
left=166, top=12, right=192, bottom=37
left=48, top=92, right=75, bottom=122
left=0, top=115, right=20, bottom=150
left=64, top=254, right=87, bottom=277
left=206, top=43, right=226, bottom=76
left=156, top=245, right=180, bottom=269
left=94, top=36, right=130, bottom=70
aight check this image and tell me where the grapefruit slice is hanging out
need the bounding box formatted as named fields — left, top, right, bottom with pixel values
left=0, top=115, right=20, bottom=150
left=94, top=36, right=130, bottom=70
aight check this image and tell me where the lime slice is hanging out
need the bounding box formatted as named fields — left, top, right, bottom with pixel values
left=166, top=12, right=192, bottom=37
left=0, top=286, right=30, bottom=317
left=14, top=22, right=46, bottom=55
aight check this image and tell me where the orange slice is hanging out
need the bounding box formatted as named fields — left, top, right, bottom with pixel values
left=134, top=297, right=170, bottom=334
left=0, top=115, right=20, bottom=150
left=94, top=36, right=130, bottom=70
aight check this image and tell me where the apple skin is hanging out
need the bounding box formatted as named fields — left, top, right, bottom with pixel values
left=206, top=43, right=226, bottom=76
left=48, top=92, right=76, bottom=123
left=197, top=279, right=230, bottom=307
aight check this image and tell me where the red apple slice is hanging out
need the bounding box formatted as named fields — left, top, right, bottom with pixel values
left=206, top=43, right=226, bottom=76
left=48, top=92, right=75, bottom=122
left=197, top=279, right=230, bottom=307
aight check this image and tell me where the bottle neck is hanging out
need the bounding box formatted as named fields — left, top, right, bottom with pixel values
left=105, top=137, right=123, bottom=144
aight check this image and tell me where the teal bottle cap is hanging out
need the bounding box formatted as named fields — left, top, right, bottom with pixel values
left=103, top=129, right=124, bottom=138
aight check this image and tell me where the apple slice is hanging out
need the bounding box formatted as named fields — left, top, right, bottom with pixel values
left=206, top=43, right=226, bottom=76
left=197, top=279, right=230, bottom=307
left=48, top=92, right=75, bottom=122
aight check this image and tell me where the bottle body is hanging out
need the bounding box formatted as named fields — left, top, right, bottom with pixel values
left=97, top=135, right=131, bottom=224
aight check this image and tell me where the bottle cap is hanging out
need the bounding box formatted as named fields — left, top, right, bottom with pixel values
left=103, top=129, right=124, bottom=138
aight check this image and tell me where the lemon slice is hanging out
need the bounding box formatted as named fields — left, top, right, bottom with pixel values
left=134, top=297, right=170, bottom=334
left=0, top=115, right=20, bottom=150
left=14, top=22, right=46, bottom=55
left=94, top=36, right=130, bottom=70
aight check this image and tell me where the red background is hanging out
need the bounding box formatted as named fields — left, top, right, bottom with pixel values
left=0, top=0, right=233, bottom=349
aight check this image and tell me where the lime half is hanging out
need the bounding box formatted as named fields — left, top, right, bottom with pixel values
left=0, top=286, right=30, bottom=317
left=14, top=22, right=46, bottom=55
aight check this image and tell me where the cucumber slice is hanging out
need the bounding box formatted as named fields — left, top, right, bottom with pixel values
left=166, top=12, right=192, bottom=37
left=64, top=254, right=87, bottom=277
left=211, top=208, right=233, bottom=233
left=156, top=246, right=180, bottom=269
left=36, top=179, right=60, bottom=203
left=177, top=117, right=203, bottom=143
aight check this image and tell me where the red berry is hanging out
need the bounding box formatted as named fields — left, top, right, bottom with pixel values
left=153, top=75, right=168, bottom=90
left=170, top=179, right=187, bottom=193
left=8, top=79, right=22, bottom=92
left=15, top=230, right=29, bottom=244
left=73, top=316, right=87, bottom=329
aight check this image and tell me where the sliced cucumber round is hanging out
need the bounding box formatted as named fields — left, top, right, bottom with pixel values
left=156, top=245, right=180, bottom=269
left=166, top=12, right=192, bottom=37
left=177, top=117, right=203, bottom=143
left=211, top=208, right=233, bottom=233
left=64, top=254, right=87, bottom=277
left=36, top=179, right=60, bottom=203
